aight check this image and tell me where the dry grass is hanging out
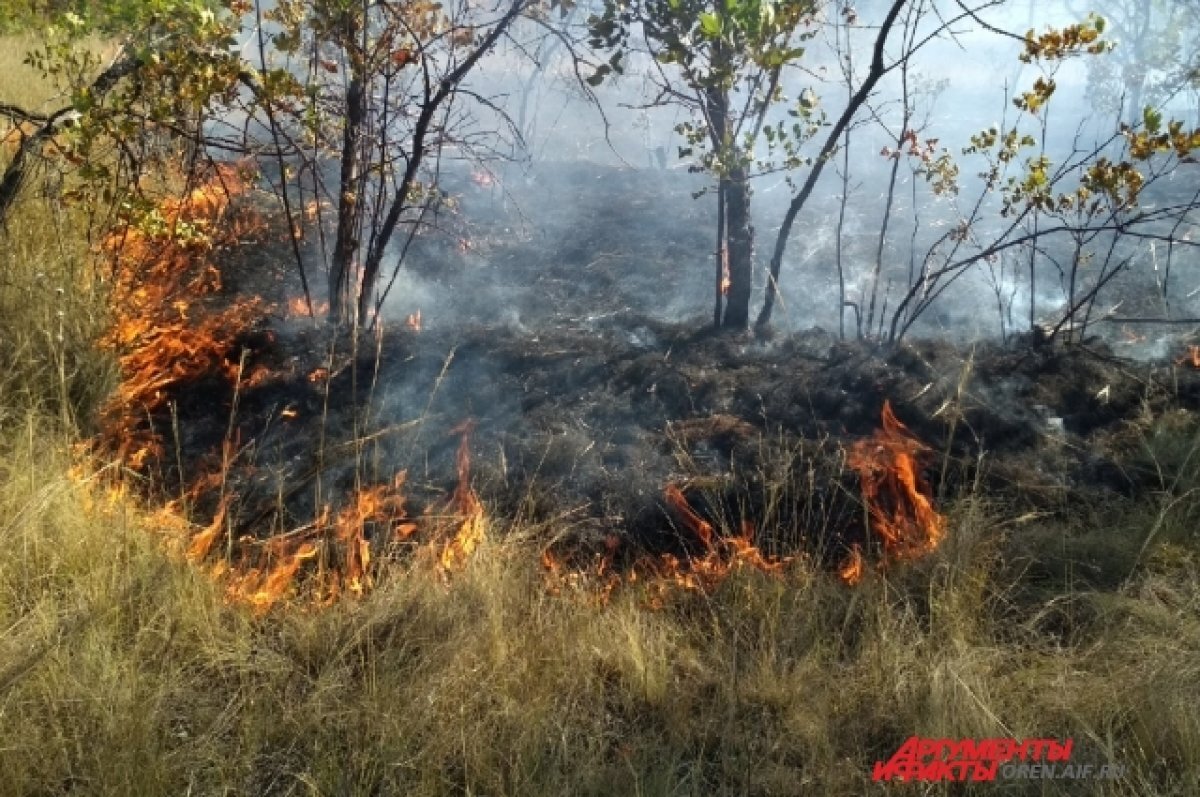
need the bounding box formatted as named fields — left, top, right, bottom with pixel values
left=1, top=427, right=1198, bottom=795
left=1, top=31, right=1199, bottom=797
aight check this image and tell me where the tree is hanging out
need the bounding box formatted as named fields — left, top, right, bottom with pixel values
left=251, top=0, right=531, bottom=326
left=589, top=0, right=826, bottom=329
left=1, top=0, right=250, bottom=228
left=885, top=15, right=1200, bottom=345
left=588, top=0, right=987, bottom=331
left=1067, top=0, right=1200, bottom=125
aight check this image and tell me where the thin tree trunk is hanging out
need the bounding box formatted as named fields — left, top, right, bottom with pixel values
left=356, top=0, right=524, bottom=326
left=867, top=148, right=902, bottom=336
left=329, top=12, right=366, bottom=325
left=757, top=0, right=908, bottom=330
left=714, top=179, right=727, bottom=327
left=704, top=79, right=754, bottom=330
left=722, top=167, right=754, bottom=329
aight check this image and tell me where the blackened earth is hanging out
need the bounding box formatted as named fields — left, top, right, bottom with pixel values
left=144, top=161, right=1200, bottom=569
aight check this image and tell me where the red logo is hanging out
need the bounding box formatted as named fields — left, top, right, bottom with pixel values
left=873, top=737, right=1074, bottom=783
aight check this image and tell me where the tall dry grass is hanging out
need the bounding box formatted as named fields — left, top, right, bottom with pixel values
left=1, top=30, right=1199, bottom=797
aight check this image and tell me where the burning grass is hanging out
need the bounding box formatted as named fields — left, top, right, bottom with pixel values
left=845, top=399, right=947, bottom=578
left=3, top=179, right=1200, bottom=796
left=3, top=38, right=1200, bottom=796
left=2, top=423, right=1200, bottom=796
left=84, top=171, right=958, bottom=612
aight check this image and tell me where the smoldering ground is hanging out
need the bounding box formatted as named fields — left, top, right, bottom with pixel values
left=115, top=0, right=1200, bottom=578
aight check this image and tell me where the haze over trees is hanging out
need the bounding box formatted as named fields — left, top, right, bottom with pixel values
left=2, top=0, right=1200, bottom=340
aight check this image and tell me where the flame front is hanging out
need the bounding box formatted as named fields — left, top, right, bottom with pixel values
left=541, top=485, right=792, bottom=605
left=96, top=164, right=264, bottom=472
left=285, top=296, right=330, bottom=318
left=89, top=169, right=945, bottom=613
left=663, top=483, right=714, bottom=548
left=845, top=400, right=945, bottom=580
left=225, top=541, right=320, bottom=615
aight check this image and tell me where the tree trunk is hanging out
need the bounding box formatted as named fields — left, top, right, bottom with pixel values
left=722, top=167, right=754, bottom=329
left=704, top=81, right=754, bottom=330
left=756, top=0, right=908, bottom=330
left=714, top=178, right=727, bottom=327
left=329, top=15, right=366, bottom=325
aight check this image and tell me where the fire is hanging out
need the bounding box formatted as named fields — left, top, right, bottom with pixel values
left=656, top=505, right=789, bottom=594
left=719, top=244, right=731, bottom=296
left=95, top=164, right=266, bottom=475
left=285, top=296, right=330, bottom=318
left=838, top=544, right=864, bottom=586
left=845, top=400, right=945, bottom=580
left=438, top=421, right=485, bottom=573
left=663, top=483, right=713, bottom=548
left=225, top=541, right=320, bottom=615
left=186, top=495, right=230, bottom=562
left=1177, top=345, right=1200, bottom=368
left=548, top=485, right=791, bottom=603
left=406, top=309, right=422, bottom=332
left=85, top=167, right=493, bottom=614
left=543, top=486, right=795, bottom=605
left=330, top=472, right=418, bottom=597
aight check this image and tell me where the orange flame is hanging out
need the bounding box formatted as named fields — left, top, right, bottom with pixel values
left=406, top=309, right=422, bottom=332
left=438, top=421, right=485, bottom=573
left=285, top=296, right=330, bottom=318
left=838, top=544, right=864, bottom=586
left=547, top=486, right=799, bottom=605
left=187, top=494, right=230, bottom=562
left=95, top=165, right=266, bottom=475
left=225, top=541, right=320, bottom=615
left=663, top=483, right=714, bottom=549
left=1176, top=345, right=1200, bottom=368
left=846, top=400, right=945, bottom=579
left=330, top=472, right=418, bottom=597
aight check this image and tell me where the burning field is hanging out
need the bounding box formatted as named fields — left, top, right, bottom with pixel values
left=4, top=162, right=1200, bottom=795
left=4, top=1, right=1200, bottom=790
left=75, top=162, right=1200, bottom=616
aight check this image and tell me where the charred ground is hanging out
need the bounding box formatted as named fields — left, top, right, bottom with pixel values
left=118, top=161, right=1200, bottom=583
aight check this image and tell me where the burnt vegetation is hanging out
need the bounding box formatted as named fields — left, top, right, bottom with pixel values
left=2, top=0, right=1200, bottom=794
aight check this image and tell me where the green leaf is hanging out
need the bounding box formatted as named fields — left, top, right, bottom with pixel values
left=1143, top=106, right=1163, bottom=135
left=699, top=11, right=722, bottom=38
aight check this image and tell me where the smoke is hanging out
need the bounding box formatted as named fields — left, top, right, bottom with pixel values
left=218, top=0, right=1200, bottom=355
